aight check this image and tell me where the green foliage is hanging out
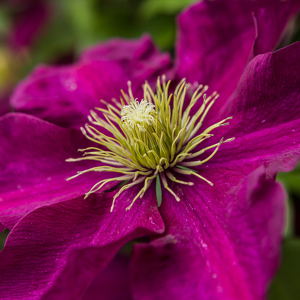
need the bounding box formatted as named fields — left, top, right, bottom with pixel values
left=0, top=7, right=10, bottom=36
left=139, top=0, right=196, bottom=19
left=29, top=0, right=193, bottom=67
left=284, top=199, right=295, bottom=238
left=277, top=163, right=300, bottom=196
left=268, top=239, right=300, bottom=300
left=0, top=229, right=9, bottom=251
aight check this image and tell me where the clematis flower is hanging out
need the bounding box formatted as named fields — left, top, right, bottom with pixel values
left=1, top=1, right=300, bottom=300
left=3, top=0, right=50, bottom=51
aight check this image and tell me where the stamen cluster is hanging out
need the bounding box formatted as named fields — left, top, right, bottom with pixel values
left=67, top=77, right=234, bottom=211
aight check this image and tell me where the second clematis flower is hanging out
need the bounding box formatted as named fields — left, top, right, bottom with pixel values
left=0, top=0, right=50, bottom=115
left=1, top=0, right=300, bottom=299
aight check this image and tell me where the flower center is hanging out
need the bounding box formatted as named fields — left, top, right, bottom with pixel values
left=67, top=77, right=234, bottom=211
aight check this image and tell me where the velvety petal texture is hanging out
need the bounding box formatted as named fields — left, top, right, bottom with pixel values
left=213, top=42, right=300, bottom=175
left=131, top=168, right=285, bottom=300
left=0, top=113, right=108, bottom=228
left=82, top=255, right=131, bottom=300
left=0, top=186, right=164, bottom=300
left=10, top=35, right=173, bottom=129
left=81, top=34, right=173, bottom=90
left=176, top=0, right=299, bottom=124
left=251, top=0, right=299, bottom=57
left=176, top=1, right=255, bottom=100
left=10, top=62, right=129, bottom=129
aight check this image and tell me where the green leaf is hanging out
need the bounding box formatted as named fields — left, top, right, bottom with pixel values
left=268, top=239, right=300, bottom=300
left=0, top=7, right=10, bottom=36
left=175, top=165, right=198, bottom=173
left=156, top=174, right=162, bottom=207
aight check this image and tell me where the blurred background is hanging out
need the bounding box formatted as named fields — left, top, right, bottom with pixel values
left=0, top=0, right=300, bottom=299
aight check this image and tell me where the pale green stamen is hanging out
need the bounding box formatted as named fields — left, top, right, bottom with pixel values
left=66, top=76, right=234, bottom=211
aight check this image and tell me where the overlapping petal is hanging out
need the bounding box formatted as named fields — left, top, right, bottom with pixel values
left=131, top=167, right=285, bottom=300
left=251, top=1, right=299, bottom=57
left=212, top=42, right=300, bottom=174
left=230, top=42, right=300, bottom=132
left=176, top=1, right=255, bottom=100
left=81, top=34, right=174, bottom=90
left=82, top=255, right=131, bottom=300
left=176, top=0, right=298, bottom=124
left=0, top=186, right=163, bottom=300
left=10, top=35, right=173, bottom=129
left=0, top=113, right=109, bottom=228
left=10, top=61, right=130, bottom=129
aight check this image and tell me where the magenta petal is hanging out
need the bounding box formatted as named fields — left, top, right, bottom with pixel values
left=176, top=0, right=298, bottom=125
left=0, top=94, right=11, bottom=117
left=10, top=61, right=130, bottom=129
left=0, top=113, right=106, bottom=228
left=82, top=255, right=132, bottom=300
left=213, top=42, right=300, bottom=174
left=0, top=190, right=164, bottom=300
left=81, top=34, right=159, bottom=61
left=176, top=1, right=255, bottom=103
left=80, top=34, right=173, bottom=90
left=11, top=35, right=173, bottom=129
left=251, top=1, right=299, bottom=57
left=231, top=42, right=300, bottom=131
left=131, top=167, right=285, bottom=300
left=214, top=119, right=300, bottom=178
